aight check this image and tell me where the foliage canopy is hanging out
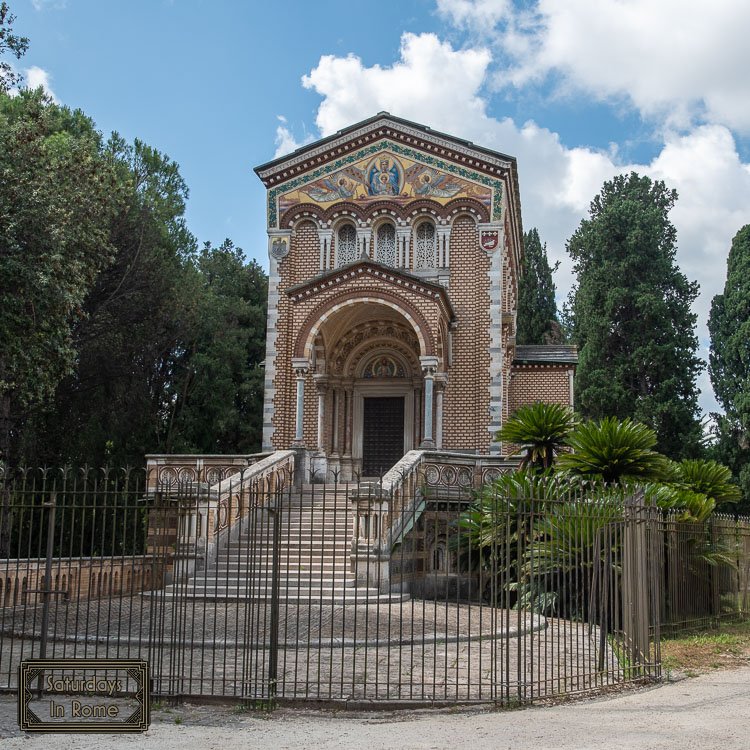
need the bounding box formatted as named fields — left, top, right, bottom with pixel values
left=516, top=228, right=559, bottom=345
left=568, top=172, right=703, bottom=459
left=708, top=224, right=750, bottom=511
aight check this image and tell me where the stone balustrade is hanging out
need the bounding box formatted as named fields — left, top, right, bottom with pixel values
left=0, top=556, right=164, bottom=609
left=349, top=451, right=518, bottom=591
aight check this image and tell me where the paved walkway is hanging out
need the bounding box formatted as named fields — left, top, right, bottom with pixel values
left=2, top=667, right=749, bottom=749
left=1, top=599, right=615, bottom=701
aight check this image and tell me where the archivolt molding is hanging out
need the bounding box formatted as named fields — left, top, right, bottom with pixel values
left=444, top=197, right=490, bottom=224
left=280, top=195, right=491, bottom=232
left=329, top=321, right=421, bottom=377
left=348, top=342, right=418, bottom=380
left=293, top=289, right=437, bottom=360
left=280, top=204, right=327, bottom=229
left=323, top=201, right=368, bottom=225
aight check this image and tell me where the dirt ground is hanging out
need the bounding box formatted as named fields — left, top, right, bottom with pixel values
left=1, top=666, right=750, bottom=750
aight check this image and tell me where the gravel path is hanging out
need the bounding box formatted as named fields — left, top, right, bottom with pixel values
left=1, top=667, right=749, bottom=749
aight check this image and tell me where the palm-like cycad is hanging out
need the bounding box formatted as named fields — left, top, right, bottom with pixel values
left=496, top=402, right=576, bottom=471
left=557, top=417, right=668, bottom=484
left=658, top=458, right=742, bottom=521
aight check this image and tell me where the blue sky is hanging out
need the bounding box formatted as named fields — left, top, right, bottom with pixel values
left=13, top=0, right=750, bottom=416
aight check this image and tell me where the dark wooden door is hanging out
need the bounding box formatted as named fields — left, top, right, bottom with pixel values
left=362, top=397, right=405, bottom=476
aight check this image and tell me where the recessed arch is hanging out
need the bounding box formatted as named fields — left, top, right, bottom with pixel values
left=444, top=196, right=491, bottom=224
left=373, top=220, right=397, bottom=267
left=323, top=201, right=367, bottom=224
left=280, top=203, right=327, bottom=228
left=294, top=291, right=436, bottom=361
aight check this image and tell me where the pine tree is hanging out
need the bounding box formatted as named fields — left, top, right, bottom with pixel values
left=516, top=228, right=559, bottom=345
left=568, top=172, right=703, bottom=459
left=708, top=225, right=750, bottom=509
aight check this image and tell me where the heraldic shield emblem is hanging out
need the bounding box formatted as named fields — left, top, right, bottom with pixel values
left=480, top=229, right=499, bottom=252
left=270, top=237, right=289, bottom=259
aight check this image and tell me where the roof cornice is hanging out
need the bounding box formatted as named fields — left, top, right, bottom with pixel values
left=255, top=112, right=515, bottom=188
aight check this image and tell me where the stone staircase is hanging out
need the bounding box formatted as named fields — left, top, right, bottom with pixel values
left=161, top=483, right=408, bottom=604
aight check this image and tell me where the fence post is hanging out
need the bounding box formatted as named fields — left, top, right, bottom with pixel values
left=36, top=490, right=57, bottom=696
left=268, top=482, right=282, bottom=701
left=622, top=493, right=651, bottom=676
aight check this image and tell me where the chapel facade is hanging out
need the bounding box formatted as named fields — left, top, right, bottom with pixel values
left=254, top=113, right=575, bottom=480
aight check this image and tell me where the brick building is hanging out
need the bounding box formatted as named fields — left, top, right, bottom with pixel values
left=254, top=113, right=575, bottom=480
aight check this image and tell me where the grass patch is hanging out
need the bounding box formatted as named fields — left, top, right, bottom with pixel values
left=661, top=619, right=750, bottom=676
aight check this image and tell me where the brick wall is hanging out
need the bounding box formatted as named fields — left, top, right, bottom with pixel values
left=441, top=215, right=493, bottom=452
left=509, top=366, right=574, bottom=412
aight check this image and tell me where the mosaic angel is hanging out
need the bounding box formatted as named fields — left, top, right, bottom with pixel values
left=404, top=164, right=464, bottom=199
left=301, top=169, right=362, bottom=203
left=367, top=157, right=401, bottom=196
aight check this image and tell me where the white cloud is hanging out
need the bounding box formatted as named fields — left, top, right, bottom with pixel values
left=298, top=32, right=750, bottom=414
left=273, top=115, right=314, bottom=158
left=435, top=0, right=512, bottom=29
left=302, top=33, right=491, bottom=138
left=439, top=0, right=750, bottom=133
left=32, top=0, right=68, bottom=10
left=25, top=66, right=59, bottom=103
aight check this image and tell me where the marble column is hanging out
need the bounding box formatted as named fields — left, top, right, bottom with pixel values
left=291, top=358, right=310, bottom=445
left=317, top=228, right=333, bottom=271
left=396, top=225, right=411, bottom=269
left=356, top=227, right=372, bottom=260
left=435, top=373, right=447, bottom=449
left=419, top=356, right=438, bottom=449
left=313, top=374, right=329, bottom=451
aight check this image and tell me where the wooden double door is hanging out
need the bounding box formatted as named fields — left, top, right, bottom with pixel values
left=361, top=396, right=405, bottom=476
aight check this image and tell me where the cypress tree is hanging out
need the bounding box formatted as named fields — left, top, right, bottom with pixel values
left=708, top=225, right=750, bottom=509
left=567, top=172, right=703, bottom=459
left=517, top=228, right=559, bottom=345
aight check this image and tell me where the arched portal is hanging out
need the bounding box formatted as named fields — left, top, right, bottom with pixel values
left=310, top=302, right=427, bottom=478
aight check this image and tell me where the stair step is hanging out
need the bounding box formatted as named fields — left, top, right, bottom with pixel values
left=162, top=482, right=410, bottom=605
left=152, top=591, right=409, bottom=604
left=189, top=575, right=351, bottom=585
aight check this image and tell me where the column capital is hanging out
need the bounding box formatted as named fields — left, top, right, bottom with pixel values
left=419, top=355, right=439, bottom=377
left=291, top=357, right=311, bottom=376
left=312, top=373, right=330, bottom=392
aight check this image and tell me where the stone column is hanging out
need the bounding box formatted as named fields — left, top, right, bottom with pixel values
left=436, top=224, right=451, bottom=267
left=313, top=374, right=329, bottom=450
left=317, top=228, right=333, bottom=271
left=291, top=358, right=310, bottom=445
left=343, top=383, right=354, bottom=456
left=356, top=227, right=372, bottom=260
left=342, top=382, right=355, bottom=480
left=419, top=356, right=438, bottom=449
left=396, top=225, right=411, bottom=269
left=332, top=388, right=340, bottom=454
left=435, top=373, right=447, bottom=449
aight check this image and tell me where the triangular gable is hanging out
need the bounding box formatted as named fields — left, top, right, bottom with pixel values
left=255, top=113, right=515, bottom=228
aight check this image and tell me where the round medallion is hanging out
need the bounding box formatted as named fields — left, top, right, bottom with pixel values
left=424, top=465, right=440, bottom=485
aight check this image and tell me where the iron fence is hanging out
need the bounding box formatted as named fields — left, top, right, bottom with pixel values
left=2, top=466, right=743, bottom=706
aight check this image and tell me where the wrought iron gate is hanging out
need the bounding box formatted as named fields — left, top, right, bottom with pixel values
left=0, top=467, right=684, bottom=706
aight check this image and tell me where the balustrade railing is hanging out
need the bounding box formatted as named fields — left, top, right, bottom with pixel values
left=145, top=450, right=294, bottom=569
left=349, top=451, right=518, bottom=590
